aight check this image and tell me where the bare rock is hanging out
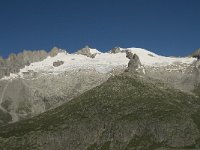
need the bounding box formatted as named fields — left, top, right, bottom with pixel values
left=126, top=52, right=143, bottom=74
left=110, top=47, right=121, bottom=53
left=91, top=53, right=97, bottom=58
left=190, top=48, right=200, bottom=59
left=76, top=46, right=93, bottom=58
left=126, top=51, right=134, bottom=59
left=53, top=61, right=64, bottom=67
left=49, top=47, right=60, bottom=57
left=0, top=50, right=49, bottom=79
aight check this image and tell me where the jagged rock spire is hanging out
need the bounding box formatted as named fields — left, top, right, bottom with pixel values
left=126, top=51, right=144, bottom=74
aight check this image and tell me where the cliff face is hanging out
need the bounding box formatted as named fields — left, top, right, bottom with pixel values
left=0, top=74, right=200, bottom=150
left=0, top=47, right=63, bottom=79
left=0, top=50, right=47, bottom=78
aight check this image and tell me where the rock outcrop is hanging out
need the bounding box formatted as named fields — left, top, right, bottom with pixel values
left=190, top=48, right=200, bottom=59
left=53, top=60, right=64, bottom=67
left=0, top=47, right=66, bottom=79
left=76, top=46, right=97, bottom=58
left=49, top=47, right=60, bottom=57
left=126, top=52, right=143, bottom=74
left=110, top=47, right=121, bottom=53
left=0, top=50, right=48, bottom=79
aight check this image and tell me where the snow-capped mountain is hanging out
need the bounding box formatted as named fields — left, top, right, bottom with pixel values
left=1, top=46, right=196, bottom=80
left=1, top=46, right=200, bottom=149
left=0, top=46, right=199, bottom=124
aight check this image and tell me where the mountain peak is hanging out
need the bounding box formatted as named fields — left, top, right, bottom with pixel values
left=76, top=46, right=101, bottom=57
left=49, top=47, right=67, bottom=57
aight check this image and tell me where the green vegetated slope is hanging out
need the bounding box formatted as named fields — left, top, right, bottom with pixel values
left=0, top=73, right=200, bottom=150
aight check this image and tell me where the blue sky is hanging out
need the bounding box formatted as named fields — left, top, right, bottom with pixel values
left=0, top=0, right=200, bottom=58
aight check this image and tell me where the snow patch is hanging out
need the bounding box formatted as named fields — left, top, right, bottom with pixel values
left=89, top=48, right=101, bottom=54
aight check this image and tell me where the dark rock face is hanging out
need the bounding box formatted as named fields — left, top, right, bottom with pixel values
left=91, top=53, right=97, bottom=58
left=53, top=61, right=64, bottom=67
left=126, top=51, right=134, bottom=59
left=128, top=54, right=142, bottom=70
left=190, top=48, right=200, bottom=59
left=126, top=52, right=142, bottom=73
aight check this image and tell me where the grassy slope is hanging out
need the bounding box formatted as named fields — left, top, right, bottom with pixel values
left=0, top=73, right=199, bottom=150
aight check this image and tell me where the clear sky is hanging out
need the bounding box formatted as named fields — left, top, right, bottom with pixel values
left=0, top=0, right=200, bottom=58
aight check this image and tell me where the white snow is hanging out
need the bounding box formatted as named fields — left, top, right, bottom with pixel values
left=1, top=47, right=197, bottom=80
left=124, top=48, right=196, bottom=66
left=28, top=52, right=128, bottom=73
left=89, top=48, right=101, bottom=54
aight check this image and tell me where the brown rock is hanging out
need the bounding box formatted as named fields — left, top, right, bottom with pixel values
left=53, top=60, right=64, bottom=67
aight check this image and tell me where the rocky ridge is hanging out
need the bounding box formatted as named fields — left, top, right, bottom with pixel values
left=0, top=47, right=63, bottom=79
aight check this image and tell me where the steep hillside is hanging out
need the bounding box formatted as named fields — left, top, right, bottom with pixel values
left=0, top=73, right=200, bottom=150
left=0, top=47, right=199, bottom=125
